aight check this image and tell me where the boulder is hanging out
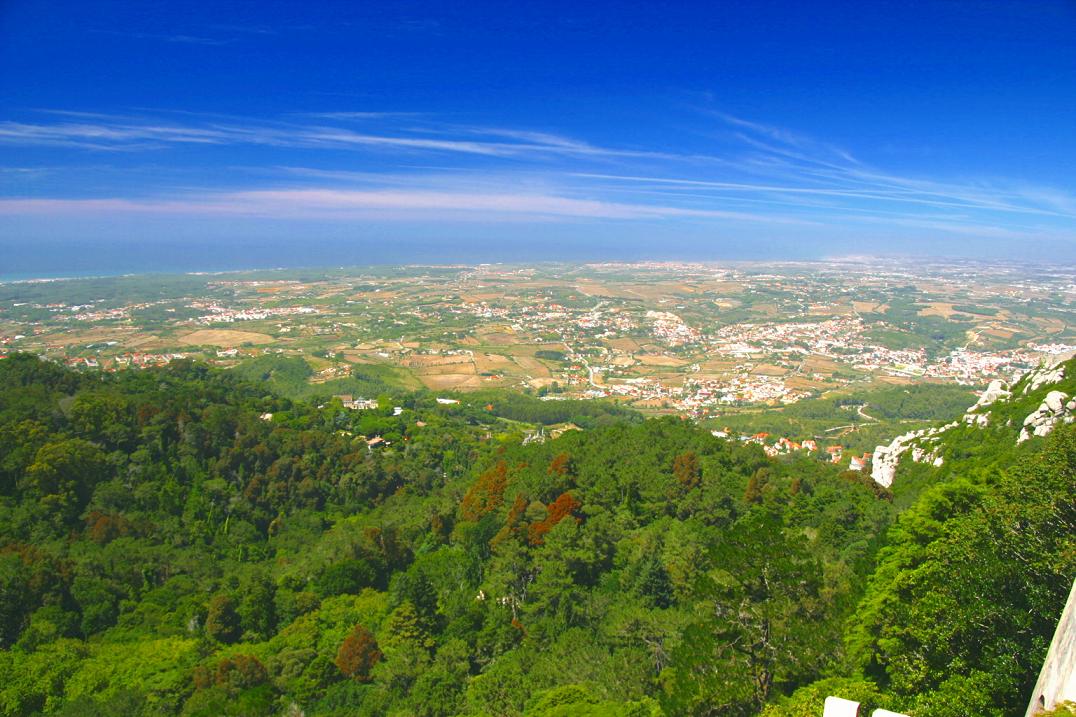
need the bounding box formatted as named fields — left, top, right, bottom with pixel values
left=1044, top=391, right=1068, bottom=413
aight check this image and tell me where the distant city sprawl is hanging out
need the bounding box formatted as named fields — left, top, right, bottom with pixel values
left=1, top=260, right=1072, bottom=424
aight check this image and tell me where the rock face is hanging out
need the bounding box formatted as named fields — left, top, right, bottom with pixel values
left=1019, top=390, right=1072, bottom=444
left=962, top=378, right=1011, bottom=427
left=1045, top=391, right=1068, bottom=413
left=1021, top=358, right=1067, bottom=395
left=976, top=379, right=1012, bottom=409
left=870, top=422, right=956, bottom=488
left=871, top=356, right=1074, bottom=487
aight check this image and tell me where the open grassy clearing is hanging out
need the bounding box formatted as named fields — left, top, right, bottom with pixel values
left=508, top=355, right=552, bottom=377
left=417, top=372, right=489, bottom=390
left=635, top=354, right=689, bottom=367
left=179, top=329, right=275, bottom=346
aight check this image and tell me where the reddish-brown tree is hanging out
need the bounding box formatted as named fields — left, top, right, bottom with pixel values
left=744, top=474, right=765, bottom=504
left=528, top=491, right=582, bottom=545
left=205, top=594, right=242, bottom=644
left=460, top=460, right=509, bottom=521
left=548, top=452, right=573, bottom=477
left=214, top=655, right=268, bottom=689
left=193, top=655, right=268, bottom=691
left=491, top=494, right=528, bottom=548
left=85, top=511, right=133, bottom=544
left=335, top=624, right=382, bottom=682
left=673, top=451, right=701, bottom=490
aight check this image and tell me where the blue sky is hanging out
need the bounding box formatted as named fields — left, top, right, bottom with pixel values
left=1, top=0, right=1075, bottom=270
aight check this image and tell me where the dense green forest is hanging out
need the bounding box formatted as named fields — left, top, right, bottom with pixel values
left=230, top=356, right=414, bottom=403
left=0, top=354, right=1071, bottom=716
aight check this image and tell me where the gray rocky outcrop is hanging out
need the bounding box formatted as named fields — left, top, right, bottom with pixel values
left=1019, top=390, right=1072, bottom=444
left=871, top=421, right=956, bottom=488
left=1021, top=359, right=1066, bottom=395
left=872, top=357, right=1073, bottom=486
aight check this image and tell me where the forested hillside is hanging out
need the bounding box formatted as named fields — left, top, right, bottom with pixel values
left=0, top=355, right=1070, bottom=716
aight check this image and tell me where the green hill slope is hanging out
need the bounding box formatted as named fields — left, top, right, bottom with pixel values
left=767, top=357, right=1076, bottom=716
left=0, top=354, right=1070, bottom=716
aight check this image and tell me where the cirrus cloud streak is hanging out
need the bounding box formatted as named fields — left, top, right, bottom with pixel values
left=0, top=188, right=809, bottom=224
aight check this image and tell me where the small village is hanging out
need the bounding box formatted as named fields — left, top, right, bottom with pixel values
left=2, top=263, right=1073, bottom=444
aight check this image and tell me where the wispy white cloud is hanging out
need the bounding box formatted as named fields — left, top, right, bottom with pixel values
left=4, top=188, right=1062, bottom=244
left=454, top=126, right=680, bottom=161
left=296, top=111, right=427, bottom=120
left=208, top=24, right=278, bottom=36
left=0, top=111, right=675, bottom=162
left=2, top=108, right=1072, bottom=245
left=0, top=121, right=230, bottom=150
left=573, top=171, right=1076, bottom=221
left=90, top=29, right=231, bottom=46
left=293, top=129, right=522, bottom=156
left=0, top=188, right=808, bottom=224
left=568, top=111, right=1076, bottom=227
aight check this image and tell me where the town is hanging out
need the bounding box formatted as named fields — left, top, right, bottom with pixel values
left=2, top=259, right=1073, bottom=464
